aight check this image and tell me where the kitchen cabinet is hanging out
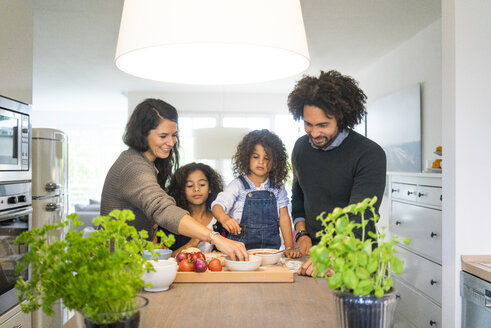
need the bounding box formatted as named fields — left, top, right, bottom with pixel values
left=0, top=304, right=31, bottom=328
left=388, top=172, right=442, bottom=328
left=0, top=0, right=33, bottom=104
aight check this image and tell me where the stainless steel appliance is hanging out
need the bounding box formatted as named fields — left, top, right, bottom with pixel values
left=0, top=95, right=31, bottom=183
left=461, top=271, right=491, bottom=327
left=31, top=128, right=68, bottom=328
left=0, top=182, right=32, bottom=316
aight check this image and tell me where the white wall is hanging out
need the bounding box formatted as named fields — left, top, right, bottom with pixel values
left=127, top=91, right=288, bottom=116
left=357, top=19, right=442, bottom=167
left=0, top=0, right=33, bottom=104
left=442, top=0, right=491, bottom=326
left=355, top=19, right=442, bottom=236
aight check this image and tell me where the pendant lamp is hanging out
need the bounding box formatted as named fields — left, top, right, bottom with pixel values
left=114, top=0, right=310, bottom=85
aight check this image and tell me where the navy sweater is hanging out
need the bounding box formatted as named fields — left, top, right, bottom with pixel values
left=291, top=130, right=387, bottom=245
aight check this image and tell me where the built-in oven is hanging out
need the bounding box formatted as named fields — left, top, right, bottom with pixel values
left=0, top=182, right=32, bottom=316
left=0, top=95, right=31, bottom=183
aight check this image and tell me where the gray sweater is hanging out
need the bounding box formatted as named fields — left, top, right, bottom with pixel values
left=100, top=148, right=188, bottom=240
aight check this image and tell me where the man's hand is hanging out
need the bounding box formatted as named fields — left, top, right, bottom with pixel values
left=297, top=258, right=315, bottom=276
left=297, top=258, right=335, bottom=277
left=297, top=235, right=312, bottom=256
left=222, top=217, right=242, bottom=235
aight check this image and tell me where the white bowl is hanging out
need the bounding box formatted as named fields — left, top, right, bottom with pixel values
left=224, top=255, right=261, bottom=271
left=143, top=249, right=172, bottom=260
left=248, top=249, right=282, bottom=266
left=142, top=260, right=177, bottom=292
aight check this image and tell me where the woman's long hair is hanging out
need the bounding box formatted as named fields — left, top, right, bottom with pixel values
left=124, top=98, right=180, bottom=187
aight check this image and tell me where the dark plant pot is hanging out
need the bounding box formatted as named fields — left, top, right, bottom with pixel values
left=330, top=289, right=397, bottom=328
left=78, top=296, right=148, bottom=328
left=83, top=311, right=140, bottom=328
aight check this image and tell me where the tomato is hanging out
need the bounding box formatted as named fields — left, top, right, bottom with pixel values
left=178, top=259, right=194, bottom=272
left=208, top=258, right=222, bottom=272
left=190, top=252, right=205, bottom=262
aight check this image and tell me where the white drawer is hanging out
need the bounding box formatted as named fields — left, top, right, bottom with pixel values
left=390, top=201, right=442, bottom=263
left=391, top=183, right=417, bottom=202
left=0, top=308, right=31, bottom=328
left=395, top=246, right=442, bottom=304
left=416, top=186, right=442, bottom=207
left=393, top=278, right=441, bottom=328
left=394, top=311, right=417, bottom=328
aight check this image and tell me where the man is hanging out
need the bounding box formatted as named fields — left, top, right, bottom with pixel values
left=287, top=70, right=387, bottom=276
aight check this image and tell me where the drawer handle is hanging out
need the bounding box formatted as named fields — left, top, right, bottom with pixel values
left=407, top=191, right=415, bottom=195
left=46, top=203, right=60, bottom=212
left=429, top=320, right=437, bottom=326
left=430, top=279, right=438, bottom=285
left=45, top=182, right=62, bottom=192
left=440, top=195, right=442, bottom=201
left=396, top=294, right=401, bottom=299
left=430, top=232, right=438, bottom=238
left=395, top=220, right=401, bottom=226
left=418, top=192, right=426, bottom=197
left=391, top=188, right=400, bottom=193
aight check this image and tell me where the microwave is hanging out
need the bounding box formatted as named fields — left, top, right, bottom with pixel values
left=0, top=95, right=31, bottom=183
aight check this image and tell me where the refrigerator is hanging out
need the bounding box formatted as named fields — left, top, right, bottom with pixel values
left=31, top=128, right=68, bottom=328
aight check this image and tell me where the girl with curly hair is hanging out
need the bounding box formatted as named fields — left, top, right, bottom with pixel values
left=162, top=162, right=224, bottom=255
left=212, top=129, right=300, bottom=258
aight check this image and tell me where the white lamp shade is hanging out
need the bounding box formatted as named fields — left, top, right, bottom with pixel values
left=115, top=0, right=310, bottom=85
left=193, top=127, right=249, bottom=160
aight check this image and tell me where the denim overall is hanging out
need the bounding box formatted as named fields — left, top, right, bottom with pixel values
left=231, top=176, right=281, bottom=249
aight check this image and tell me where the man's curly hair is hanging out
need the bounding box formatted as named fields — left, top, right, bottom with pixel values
left=232, top=129, right=290, bottom=188
left=167, top=162, right=223, bottom=212
left=287, top=70, right=367, bottom=130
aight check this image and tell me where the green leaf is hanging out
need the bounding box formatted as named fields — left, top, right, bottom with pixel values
left=367, top=257, right=378, bottom=273
left=374, top=286, right=384, bottom=298
left=328, top=272, right=343, bottom=290
left=353, top=279, right=374, bottom=296
left=355, top=267, right=370, bottom=280
left=403, top=238, right=411, bottom=245
left=356, top=251, right=368, bottom=267
left=390, top=256, right=404, bottom=275
left=343, top=269, right=358, bottom=290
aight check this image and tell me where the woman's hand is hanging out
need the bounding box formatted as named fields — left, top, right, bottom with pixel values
left=297, top=235, right=312, bottom=256
left=222, top=217, right=242, bottom=235
left=211, top=234, right=248, bottom=261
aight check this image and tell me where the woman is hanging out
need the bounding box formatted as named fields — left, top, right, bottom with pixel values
left=100, top=98, right=248, bottom=260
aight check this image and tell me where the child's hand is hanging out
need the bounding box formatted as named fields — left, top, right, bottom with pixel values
left=284, top=250, right=301, bottom=258
left=223, top=218, right=242, bottom=235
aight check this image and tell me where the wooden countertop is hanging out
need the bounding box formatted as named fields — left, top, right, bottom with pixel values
left=461, top=255, right=491, bottom=283
left=63, top=275, right=337, bottom=328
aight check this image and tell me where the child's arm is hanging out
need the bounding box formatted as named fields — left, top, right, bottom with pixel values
left=279, top=207, right=301, bottom=258
left=212, top=204, right=242, bottom=235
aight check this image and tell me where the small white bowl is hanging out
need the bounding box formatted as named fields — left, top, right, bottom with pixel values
left=224, top=255, right=261, bottom=271
left=143, top=249, right=172, bottom=260
left=248, top=249, right=282, bottom=266
left=142, top=260, right=177, bottom=292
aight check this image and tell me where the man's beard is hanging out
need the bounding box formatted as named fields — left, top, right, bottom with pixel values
left=309, top=135, right=332, bottom=148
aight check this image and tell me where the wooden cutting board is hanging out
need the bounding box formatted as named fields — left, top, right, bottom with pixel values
left=174, top=264, right=294, bottom=283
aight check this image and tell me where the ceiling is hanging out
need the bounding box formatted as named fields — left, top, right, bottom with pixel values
left=27, top=0, right=441, bottom=111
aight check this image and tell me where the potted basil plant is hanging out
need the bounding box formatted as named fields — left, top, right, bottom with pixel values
left=15, top=209, right=175, bottom=328
left=310, top=196, right=410, bottom=328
